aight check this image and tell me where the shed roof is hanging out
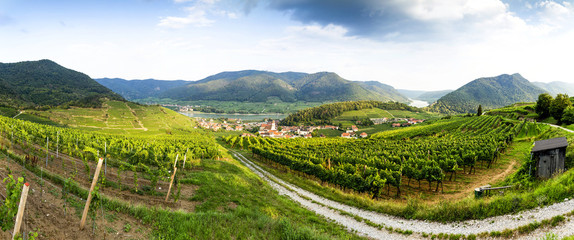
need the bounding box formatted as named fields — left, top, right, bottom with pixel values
left=532, top=137, right=568, bottom=152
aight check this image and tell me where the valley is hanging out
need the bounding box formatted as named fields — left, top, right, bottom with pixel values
left=1, top=59, right=574, bottom=240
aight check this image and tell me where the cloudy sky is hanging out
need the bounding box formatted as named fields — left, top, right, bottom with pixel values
left=1, top=0, right=573, bottom=90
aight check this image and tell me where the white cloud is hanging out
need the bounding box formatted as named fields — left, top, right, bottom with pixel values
left=286, top=24, right=349, bottom=39
left=402, top=0, right=507, bottom=21
left=536, top=1, right=574, bottom=27
left=158, top=7, right=214, bottom=28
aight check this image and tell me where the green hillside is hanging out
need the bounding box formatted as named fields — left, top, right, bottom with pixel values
left=428, top=73, right=546, bottom=113
left=0, top=60, right=124, bottom=108
left=160, top=70, right=408, bottom=103
left=280, top=100, right=426, bottom=126
left=29, top=100, right=194, bottom=135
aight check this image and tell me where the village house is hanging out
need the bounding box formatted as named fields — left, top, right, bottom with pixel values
left=371, top=118, right=388, bottom=125
left=360, top=132, right=368, bottom=138
left=341, top=132, right=351, bottom=138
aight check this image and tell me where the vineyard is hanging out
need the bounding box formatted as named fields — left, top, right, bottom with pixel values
left=225, top=116, right=522, bottom=198
left=0, top=113, right=361, bottom=239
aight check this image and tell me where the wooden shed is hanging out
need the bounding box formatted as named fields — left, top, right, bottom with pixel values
left=531, top=137, right=568, bottom=179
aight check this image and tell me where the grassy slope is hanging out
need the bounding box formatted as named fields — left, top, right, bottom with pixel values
left=29, top=100, right=193, bottom=135
left=332, top=108, right=441, bottom=130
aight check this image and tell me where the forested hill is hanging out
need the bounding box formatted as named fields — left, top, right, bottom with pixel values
left=0, top=60, right=124, bottom=108
left=95, top=78, right=189, bottom=100
left=281, top=101, right=419, bottom=126
left=159, top=70, right=409, bottom=103
left=428, top=73, right=546, bottom=114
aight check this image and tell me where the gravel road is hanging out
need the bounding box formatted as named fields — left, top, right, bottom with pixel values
left=230, top=150, right=574, bottom=239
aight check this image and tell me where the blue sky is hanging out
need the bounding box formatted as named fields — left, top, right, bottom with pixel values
left=1, top=0, right=573, bottom=90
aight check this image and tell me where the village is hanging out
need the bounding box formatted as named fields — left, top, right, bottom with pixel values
left=196, top=117, right=426, bottom=139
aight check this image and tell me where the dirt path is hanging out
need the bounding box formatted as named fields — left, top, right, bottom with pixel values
left=451, top=158, right=517, bottom=201
left=231, top=150, right=574, bottom=239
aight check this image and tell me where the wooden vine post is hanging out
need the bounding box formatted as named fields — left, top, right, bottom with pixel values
left=165, top=154, right=179, bottom=202
left=12, top=182, right=30, bottom=240
left=45, top=136, right=49, bottom=168
left=165, top=167, right=178, bottom=202
left=80, top=158, right=103, bottom=230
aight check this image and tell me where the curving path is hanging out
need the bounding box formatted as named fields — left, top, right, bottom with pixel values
left=542, top=123, right=574, bottom=133
left=230, top=150, right=574, bottom=239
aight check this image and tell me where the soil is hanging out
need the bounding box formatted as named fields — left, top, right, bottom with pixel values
left=0, top=137, right=203, bottom=239
left=0, top=157, right=150, bottom=239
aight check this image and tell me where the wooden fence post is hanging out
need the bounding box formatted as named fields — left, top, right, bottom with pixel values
left=12, top=182, right=30, bottom=240
left=165, top=167, right=177, bottom=202
left=80, top=158, right=104, bottom=230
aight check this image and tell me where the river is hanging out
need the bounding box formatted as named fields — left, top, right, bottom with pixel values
left=409, top=99, right=429, bottom=108
left=179, top=112, right=287, bottom=121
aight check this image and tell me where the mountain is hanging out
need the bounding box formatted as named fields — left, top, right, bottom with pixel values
left=532, top=81, right=574, bottom=96
left=160, top=70, right=409, bottom=103
left=397, top=89, right=452, bottom=103
left=95, top=78, right=190, bottom=100
left=0, top=60, right=124, bottom=108
left=428, top=73, right=546, bottom=113
left=358, top=81, right=409, bottom=102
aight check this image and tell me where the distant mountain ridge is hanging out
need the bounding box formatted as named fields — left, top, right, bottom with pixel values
left=532, top=81, right=574, bottom=96
left=428, top=73, right=546, bottom=113
left=0, top=60, right=123, bottom=108
left=95, top=78, right=190, bottom=100
left=162, top=70, right=409, bottom=102
left=99, top=70, right=410, bottom=103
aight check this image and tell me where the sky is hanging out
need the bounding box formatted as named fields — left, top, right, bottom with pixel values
left=1, top=0, right=574, bottom=91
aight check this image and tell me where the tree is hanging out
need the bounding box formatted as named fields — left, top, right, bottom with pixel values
left=477, top=105, right=483, bottom=116
left=550, top=94, right=571, bottom=122
left=561, top=106, right=574, bottom=125
left=535, top=93, right=553, bottom=118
